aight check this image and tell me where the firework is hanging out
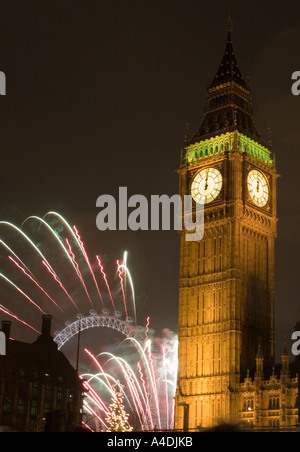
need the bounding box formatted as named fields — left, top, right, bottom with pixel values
left=0, top=211, right=178, bottom=431
left=73, top=225, right=104, bottom=307
left=81, top=333, right=178, bottom=432
left=8, top=256, right=63, bottom=313
left=0, top=212, right=136, bottom=329
left=96, top=255, right=115, bottom=310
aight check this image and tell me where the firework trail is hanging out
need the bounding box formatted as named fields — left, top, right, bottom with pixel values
left=0, top=222, right=67, bottom=293
left=0, top=221, right=58, bottom=276
left=84, top=349, right=115, bottom=394
left=84, top=401, right=108, bottom=430
left=21, top=216, right=80, bottom=276
left=123, top=251, right=127, bottom=292
left=96, top=255, right=115, bottom=310
left=88, top=352, right=148, bottom=431
left=145, top=316, right=150, bottom=345
left=124, top=337, right=158, bottom=414
left=0, top=211, right=178, bottom=432
left=117, top=262, right=136, bottom=324
left=42, top=260, right=79, bottom=311
left=65, top=238, right=94, bottom=308
left=117, top=359, right=146, bottom=428
left=0, top=239, right=34, bottom=277
left=22, top=215, right=104, bottom=311
left=82, top=334, right=178, bottom=432
left=145, top=339, right=161, bottom=430
left=23, top=216, right=105, bottom=308
left=105, top=355, right=147, bottom=430
left=123, top=362, right=147, bottom=430
left=81, top=377, right=110, bottom=416
left=0, top=304, right=40, bottom=334
left=44, top=212, right=105, bottom=306
left=142, top=318, right=162, bottom=429
left=73, top=226, right=104, bottom=307
left=82, top=372, right=138, bottom=432
left=0, top=212, right=138, bottom=334
left=0, top=272, right=46, bottom=315
left=8, top=256, right=63, bottom=313
left=162, top=346, right=169, bottom=430
left=137, top=361, right=155, bottom=430
left=117, top=260, right=128, bottom=318
left=0, top=220, right=75, bottom=313
left=82, top=421, right=94, bottom=432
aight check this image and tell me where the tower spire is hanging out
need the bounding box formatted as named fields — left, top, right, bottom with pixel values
left=281, top=342, right=290, bottom=376
left=255, top=340, right=264, bottom=378
left=210, top=16, right=245, bottom=89
left=187, top=17, right=268, bottom=148
left=226, top=13, right=233, bottom=34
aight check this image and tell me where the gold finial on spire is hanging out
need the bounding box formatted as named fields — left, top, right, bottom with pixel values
left=226, top=13, right=233, bottom=33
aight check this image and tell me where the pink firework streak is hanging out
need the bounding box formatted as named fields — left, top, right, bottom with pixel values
left=81, top=377, right=109, bottom=416
left=147, top=342, right=162, bottom=430
left=0, top=272, right=46, bottom=315
left=123, top=363, right=146, bottom=431
left=83, top=401, right=108, bottom=430
left=96, top=255, right=115, bottom=310
left=73, top=226, right=104, bottom=306
left=84, top=349, right=132, bottom=431
left=117, top=260, right=128, bottom=318
left=65, top=238, right=94, bottom=308
left=42, top=260, right=79, bottom=311
left=84, top=349, right=115, bottom=394
left=137, top=361, right=154, bottom=430
left=82, top=422, right=94, bottom=432
left=162, top=346, right=169, bottom=429
left=8, top=256, right=63, bottom=313
left=145, top=316, right=150, bottom=345
left=0, top=304, right=40, bottom=334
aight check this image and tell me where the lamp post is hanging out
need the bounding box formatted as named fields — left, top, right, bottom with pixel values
left=76, top=316, right=82, bottom=372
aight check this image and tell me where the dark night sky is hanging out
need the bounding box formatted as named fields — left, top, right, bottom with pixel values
left=0, top=0, right=300, bottom=363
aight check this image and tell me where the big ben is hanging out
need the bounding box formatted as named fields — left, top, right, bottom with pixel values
left=175, top=21, right=279, bottom=430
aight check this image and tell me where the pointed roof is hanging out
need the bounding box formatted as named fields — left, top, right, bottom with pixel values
left=186, top=19, right=268, bottom=148
left=256, top=340, right=264, bottom=360
left=209, top=29, right=247, bottom=90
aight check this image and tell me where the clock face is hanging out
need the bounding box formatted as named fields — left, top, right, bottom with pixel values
left=247, top=169, right=269, bottom=207
left=191, top=167, right=223, bottom=204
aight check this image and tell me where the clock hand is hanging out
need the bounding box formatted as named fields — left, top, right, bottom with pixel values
left=204, top=169, right=209, bottom=191
left=256, top=180, right=260, bottom=193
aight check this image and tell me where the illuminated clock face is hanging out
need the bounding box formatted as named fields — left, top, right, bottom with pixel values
left=191, top=167, right=223, bottom=204
left=247, top=169, right=269, bottom=207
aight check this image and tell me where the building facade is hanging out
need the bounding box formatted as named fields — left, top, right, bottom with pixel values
left=0, top=315, right=84, bottom=432
left=238, top=344, right=298, bottom=430
left=174, top=24, right=298, bottom=430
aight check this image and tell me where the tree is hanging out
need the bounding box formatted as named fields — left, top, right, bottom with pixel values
left=105, top=385, right=133, bottom=432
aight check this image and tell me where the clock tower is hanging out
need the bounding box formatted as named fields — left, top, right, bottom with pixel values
left=175, top=24, right=278, bottom=429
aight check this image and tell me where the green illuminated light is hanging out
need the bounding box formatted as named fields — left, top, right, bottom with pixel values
left=185, top=131, right=274, bottom=166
